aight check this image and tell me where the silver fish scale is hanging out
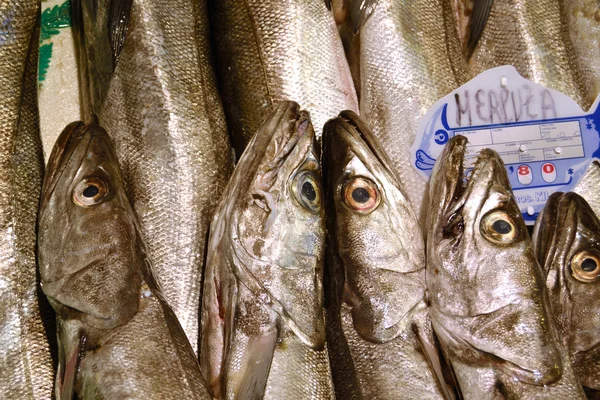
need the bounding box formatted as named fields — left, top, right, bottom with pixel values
left=96, top=0, right=233, bottom=354
left=0, top=1, right=54, bottom=399
left=210, top=0, right=358, bottom=153
left=360, top=0, right=470, bottom=228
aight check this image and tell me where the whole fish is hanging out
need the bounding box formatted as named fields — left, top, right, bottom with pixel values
left=200, top=101, right=334, bottom=399
left=563, top=0, right=600, bottom=104
left=427, top=135, right=585, bottom=398
left=38, top=122, right=211, bottom=400
left=72, top=0, right=233, bottom=353
left=466, top=0, right=591, bottom=110
left=0, top=1, right=55, bottom=398
left=533, top=192, right=600, bottom=394
left=355, top=0, right=470, bottom=228
left=209, top=0, right=358, bottom=155
left=322, top=111, right=451, bottom=399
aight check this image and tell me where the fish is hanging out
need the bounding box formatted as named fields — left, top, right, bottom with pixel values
left=356, top=0, right=470, bottom=228
left=72, top=0, right=234, bottom=353
left=563, top=0, right=600, bottom=105
left=208, top=0, right=358, bottom=155
left=533, top=192, right=600, bottom=394
left=200, top=101, right=334, bottom=399
left=467, top=0, right=591, bottom=110
left=322, top=111, right=452, bottom=399
left=574, top=161, right=600, bottom=218
left=0, top=1, right=55, bottom=398
left=37, top=122, right=212, bottom=400
left=426, top=135, right=585, bottom=399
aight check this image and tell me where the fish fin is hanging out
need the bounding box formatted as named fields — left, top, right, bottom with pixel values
left=56, top=325, right=83, bottom=400
left=324, top=0, right=332, bottom=10
left=413, top=316, right=456, bottom=400
left=466, top=0, right=494, bottom=58
left=234, top=329, right=278, bottom=400
left=108, top=0, right=133, bottom=65
left=348, top=0, right=379, bottom=34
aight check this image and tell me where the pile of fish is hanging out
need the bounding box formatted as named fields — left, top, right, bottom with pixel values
left=1, top=0, right=599, bottom=399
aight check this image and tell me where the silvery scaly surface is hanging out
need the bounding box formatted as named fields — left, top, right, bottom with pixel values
left=72, top=0, right=233, bottom=353
left=38, top=123, right=211, bottom=400
left=356, top=0, right=470, bottom=229
left=322, top=111, right=452, bottom=399
left=533, top=192, right=600, bottom=394
left=208, top=0, right=358, bottom=155
left=426, top=135, right=585, bottom=399
left=201, top=102, right=334, bottom=399
left=0, top=1, right=54, bottom=398
left=574, top=160, right=600, bottom=219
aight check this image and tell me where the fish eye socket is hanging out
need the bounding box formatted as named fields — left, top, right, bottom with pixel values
left=571, top=250, right=600, bottom=283
left=292, top=171, right=321, bottom=213
left=342, top=177, right=379, bottom=214
left=480, top=210, right=519, bottom=245
left=73, top=177, right=110, bottom=207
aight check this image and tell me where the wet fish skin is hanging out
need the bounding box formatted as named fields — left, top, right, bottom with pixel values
left=358, top=0, right=470, bottom=228
left=427, top=135, right=585, bottom=398
left=38, top=123, right=211, bottom=400
left=209, top=0, right=358, bottom=155
left=533, top=192, right=600, bottom=392
left=574, top=161, right=600, bottom=218
left=322, top=111, right=450, bottom=399
left=0, top=1, right=55, bottom=398
left=201, top=101, right=334, bottom=399
left=73, top=0, right=234, bottom=353
left=563, top=0, right=600, bottom=104
left=468, top=0, right=591, bottom=110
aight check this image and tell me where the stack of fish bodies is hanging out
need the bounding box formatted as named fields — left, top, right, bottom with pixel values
left=1, top=0, right=600, bottom=398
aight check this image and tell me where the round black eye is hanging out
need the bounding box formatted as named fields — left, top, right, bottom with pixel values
left=352, top=187, right=370, bottom=204
left=492, top=219, right=512, bottom=235
left=302, top=181, right=316, bottom=201
left=83, top=185, right=99, bottom=198
left=581, top=258, right=597, bottom=272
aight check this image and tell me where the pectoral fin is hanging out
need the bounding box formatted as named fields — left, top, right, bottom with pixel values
left=234, top=330, right=278, bottom=400
left=348, top=0, right=380, bottom=33
left=56, top=324, right=83, bottom=400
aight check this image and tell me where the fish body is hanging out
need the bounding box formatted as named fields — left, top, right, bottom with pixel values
left=563, top=0, right=600, bottom=105
left=200, top=102, right=334, bottom=399
left=73, top=0, right=233, bottom=353
left=426, top=135, right=585, bottom=398
left=574, top=161, right=600, bottom=222
left=38, top=123, right=211, bottom=400
left=322, top=112, right=450, bottom=399
left=533, top=192, right=600, bottom=393
left=467, top=0, right=591, bottom=110
left=358, top=0, right=470, bottom=227
left=0, top=1, right=55, bottom=398
left=209, top=0, right=358, bottom=154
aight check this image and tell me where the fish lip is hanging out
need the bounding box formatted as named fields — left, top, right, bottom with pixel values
left=40, top=122, right=91, bottom=210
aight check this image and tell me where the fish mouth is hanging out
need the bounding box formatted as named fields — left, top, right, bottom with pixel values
left=430, top=135, right=508, bottom=240
left=532, top=191, right=563, bottom=271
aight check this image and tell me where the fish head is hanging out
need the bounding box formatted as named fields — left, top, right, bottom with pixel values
left=38, top=122, right=142, bottom=331
left=427, top=135, right=562, bottom=385
left=533, top=192, right=600, bottom=388
left=322, top=110, right=425, bottom=343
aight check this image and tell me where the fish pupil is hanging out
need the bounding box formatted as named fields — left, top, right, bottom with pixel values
left=302, top=181, right=316, bottom=201
left=83, top=185, right=99, bottom=198
left=581, top=258, right=597, bottom=272
left=352, top=188, right=370, bottom=204
left=492, top=219, right=512, bottom=234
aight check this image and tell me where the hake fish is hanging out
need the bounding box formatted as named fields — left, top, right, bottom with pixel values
left=533, top=192, right=600, bottom=394
left=209, top=0, right=358, bottom=155
left=38, top=123, right=211, bottom=400
left=427, top=135, right=585, bottom=398
left=466, top=0, right=591, bottom=110
left=574, top=160, right=600, bottom=218
left=322, top=111, right=451, bottom=399
left=72, top=0, right=233, bottom=353
left=0, top=1, right=54, bottom=398
left=200, top=102, right=334, bottom=399
left=356, top=0, right=470, bottom=228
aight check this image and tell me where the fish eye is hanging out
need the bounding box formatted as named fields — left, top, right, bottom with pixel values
left=292, top=171, right=321, bottom=213
left=570, top=250, right=600, bottom=283
left=73, top=177, right=110, bottom=207
left=342, top=177, right=379, bottom=214
left=480, top=210, right=519, bottom=245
